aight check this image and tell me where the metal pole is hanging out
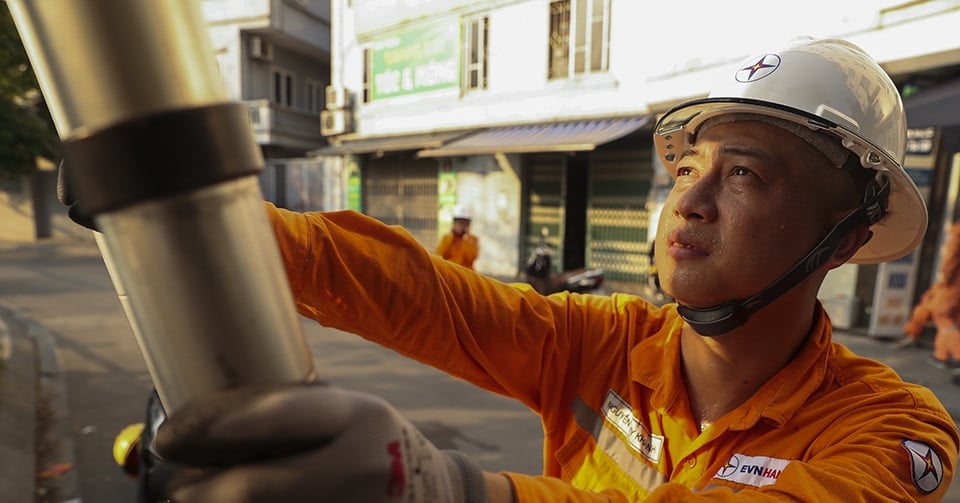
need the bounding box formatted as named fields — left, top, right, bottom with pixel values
left=6, top=0, right=316, bottom=412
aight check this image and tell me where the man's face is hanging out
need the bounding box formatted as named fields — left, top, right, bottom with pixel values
left=452, top=219, right=471, bottom=236
left=654, top=121, right=850, bottom=308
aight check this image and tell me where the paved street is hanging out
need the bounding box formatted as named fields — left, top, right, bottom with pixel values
left=0, top=237, right=542, bottom=502
left=0, top=235, right=959, bottom=501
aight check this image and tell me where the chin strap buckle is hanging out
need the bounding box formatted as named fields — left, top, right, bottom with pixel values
left=862, top=174, right=890, bottom=226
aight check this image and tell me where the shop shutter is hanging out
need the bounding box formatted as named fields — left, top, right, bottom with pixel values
left=587, top=147, right=652, bottom=286
left=363, top=153, right=439, bottom=250
left=523, top=154, right=566, bottom=272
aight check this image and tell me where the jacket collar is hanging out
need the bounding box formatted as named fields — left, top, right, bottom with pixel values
left=632, top=305, right=831, bottom=430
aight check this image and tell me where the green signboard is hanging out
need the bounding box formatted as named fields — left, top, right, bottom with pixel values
left=345, top=158, right=362, bottom=212
left=370, top=19, right=460, bottom=101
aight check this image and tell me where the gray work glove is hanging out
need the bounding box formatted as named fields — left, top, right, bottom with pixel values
left=154, top=383, right=488, bottom=503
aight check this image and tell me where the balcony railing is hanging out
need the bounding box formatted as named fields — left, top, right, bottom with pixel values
left=245, top=99, right=323, bottom=150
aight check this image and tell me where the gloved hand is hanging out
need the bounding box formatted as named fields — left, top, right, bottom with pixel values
left=154, top=383, right=489, bottom=503
left=56, top=160, right=98, bottom=231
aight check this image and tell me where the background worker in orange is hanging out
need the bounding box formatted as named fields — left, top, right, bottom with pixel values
left=904, top=222, right=960, bottom=368
left=154, top=38, right=959, bottom=502
left=436, top=205, right=480, bottom=269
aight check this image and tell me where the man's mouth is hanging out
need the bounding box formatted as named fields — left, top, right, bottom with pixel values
left=666, top=229, right=707, bottom=255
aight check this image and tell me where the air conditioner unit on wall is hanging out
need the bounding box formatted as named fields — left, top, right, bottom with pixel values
left=250, top=35, right=272, bottom=61
left=321, top=109, right=353, bottom=136
left=325, top=85, right=349, bottom=110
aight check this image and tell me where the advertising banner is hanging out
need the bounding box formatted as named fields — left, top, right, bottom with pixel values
left=370, top=18, right=460, bottom=101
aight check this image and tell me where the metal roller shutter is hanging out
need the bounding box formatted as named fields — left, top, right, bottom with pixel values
left=523, top=154, right=566, bottom=272
left=363, top=153, right=439, bottom=250
left=587, top=147, right=653, bottom=286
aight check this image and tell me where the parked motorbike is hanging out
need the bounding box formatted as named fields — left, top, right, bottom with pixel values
left=525, top=228, right=605, bottom=295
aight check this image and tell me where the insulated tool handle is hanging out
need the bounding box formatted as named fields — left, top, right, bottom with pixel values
left=6, top=0, right=317, bottom=412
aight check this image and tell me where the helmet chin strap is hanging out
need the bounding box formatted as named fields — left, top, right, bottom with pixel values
left=677, top=175, right=889, bottom=337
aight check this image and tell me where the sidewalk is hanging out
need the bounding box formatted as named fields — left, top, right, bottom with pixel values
left=1, top=236, right=959, bottom=501
left=0, top=185, right=87, bottom=502
left=0, top=298, right=80, bottom=503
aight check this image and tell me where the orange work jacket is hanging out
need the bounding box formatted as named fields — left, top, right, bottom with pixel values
left=437, top=232, right=480, bottom=269
left=265, top=203, right=959, bottom=502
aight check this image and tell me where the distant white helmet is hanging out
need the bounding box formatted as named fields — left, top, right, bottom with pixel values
left=653, top=37, right=926, bottom=264
left=452, top=205, right=472, bottom=221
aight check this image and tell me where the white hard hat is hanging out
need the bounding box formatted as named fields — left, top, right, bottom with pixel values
left=452, top=205, right=471, bottom=221
left=653, top=37, right=927, bottom=264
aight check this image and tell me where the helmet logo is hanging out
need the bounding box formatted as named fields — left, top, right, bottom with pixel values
left=736, top=54, right=781, bottom=83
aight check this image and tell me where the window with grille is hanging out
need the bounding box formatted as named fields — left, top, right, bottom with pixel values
left=464, top=15, right=489, bottom=91
left=548, top=0, right=610, bottom=79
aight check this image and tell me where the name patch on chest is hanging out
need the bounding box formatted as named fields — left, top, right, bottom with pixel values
left=602, top=390, right=664, bottom=463
left=714, top=453, right=790, bottom=487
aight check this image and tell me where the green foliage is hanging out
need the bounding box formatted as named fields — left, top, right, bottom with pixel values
left=0, top=3, right=60, bottom=180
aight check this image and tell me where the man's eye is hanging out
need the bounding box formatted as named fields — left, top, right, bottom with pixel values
left=732, top=167, right=752, bottom=177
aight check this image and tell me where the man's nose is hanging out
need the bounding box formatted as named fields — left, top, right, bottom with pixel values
left=672, top=175, right=719, bottom=222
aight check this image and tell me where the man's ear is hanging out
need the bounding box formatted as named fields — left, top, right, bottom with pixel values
left=827, top=225, right=872, bottom=269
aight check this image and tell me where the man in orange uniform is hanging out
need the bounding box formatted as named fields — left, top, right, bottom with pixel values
left=158, top=38, right=959, bottom=502
left=436, top=205, right=480, bottom=269
left=904, top=222, right=960, bottom=368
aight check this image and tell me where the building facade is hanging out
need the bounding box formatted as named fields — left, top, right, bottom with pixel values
left=202, top=0, right=336, bottom=209
left=319, top=0, right=662, bottom=282
left=313, top=0, right=960, bottom=330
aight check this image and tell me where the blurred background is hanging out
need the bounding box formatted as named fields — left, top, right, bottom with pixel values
left=3, top=2, right=960, bottom=501
left=5, top=0, right=960, bottom=336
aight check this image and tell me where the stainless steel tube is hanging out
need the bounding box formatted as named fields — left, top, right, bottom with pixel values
left=6, top=0, right=227, bottom=137
left=97, top=178, right=315, bottom=410
left=7, top=0, right=317, bottom=412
